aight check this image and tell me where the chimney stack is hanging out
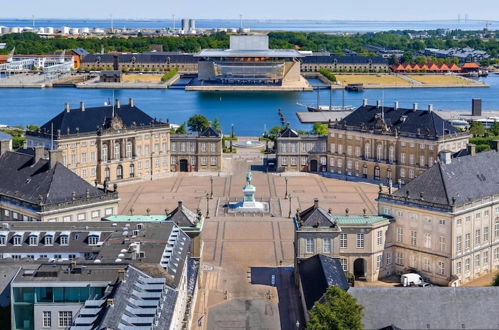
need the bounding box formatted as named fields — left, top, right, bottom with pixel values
left=129, top=97, right=134, bottom=107
left=439, top=150, right=452, bottom=165
left=428, top=104, right=433, bottom=112
left=34, top=145, right=45, bottom=163
left=362, top=99, right=368, bottom=107
left=394, top=101, right=399, bottom=110
left=115, top=99, right=120, bottom=108
left=65, top=102, right=70, bottom=113
left=467, top=143, right=476, bottom=157
left=117, top=269, right=125, bottom=282
left=413, top=103, right=418, bottom=111
left=49, top=149, right=63, bottom=169
left=313, top=198, right=319, bottom=209
left=0, top=137, right=12, bottom=156
left=80, top=102, right=85, bottom=112
left=178, top=201, right=183, bottom=208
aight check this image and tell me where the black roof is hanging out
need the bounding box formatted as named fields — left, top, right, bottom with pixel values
left=301, top=55, right=388, bottom=65
left=299, top=255, right=349, bottom=310
left=38, top=103, right=162, bottom=136
left=82, top=53, right=197, bottom=64
left=392, top=151, right=499, bottom=207
left=0, top=151, right=109, bottom=206
left=297, top=200, right=337, bottom=227
left=278, top=125, right=299, bottom=138
left=338, top=105, right=459, bottom=138
left=71, top=48, right=90, bottom=57
left=199, top=126, right=221, bottom=138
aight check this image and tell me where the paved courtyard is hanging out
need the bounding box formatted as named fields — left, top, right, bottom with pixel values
left=117, top=146, right=379, bottom=329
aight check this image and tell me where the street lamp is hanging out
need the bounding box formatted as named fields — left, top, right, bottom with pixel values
left=296, top=320, right=300, bottom=329
left=210, top=176, right=214, bottom=199
left=205, top=193, right=210, bottom=219
left=288, top=194, right=292, bottom=218
left=284, top=176, right=288, bottom=199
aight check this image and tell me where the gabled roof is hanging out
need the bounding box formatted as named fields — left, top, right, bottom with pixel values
left=338, top=105, right=459, bottom=138
left=38, top=103, right=162, bottom=136
left=299, top=255, right=349, bottom=310
left=167, top=201, right=199, bottom=227
left=0, top=151, right=109, bottom=206
left=462, top=62, right=480, bottom=68
left=278, top=125, right=299, bottom=138
left=297, top=200, right=336, bottom=227
left=71, top=48, right=90, bottom=57
left=392, top=151, right=499, bottom=207
left=199, top=126, right=221, bottom=138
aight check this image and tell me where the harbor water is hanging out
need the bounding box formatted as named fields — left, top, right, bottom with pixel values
left=0, top=75, right=496, bottom=135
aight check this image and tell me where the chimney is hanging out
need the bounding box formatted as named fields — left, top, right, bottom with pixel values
left=115, top=99, right=120, bottom=108
left=0, top=138, right=11, bottom=156
left=413, top=103, right=418, bottom=111
left=362, top=99, right=368, bottom=107
left=129, top=97, right=134, bottom=107
left=49, top=149, right=63, bottom=169
left=117, top=269, right=125, bottom=282
left=313, top=198, right=319, bottom=209
left=472, top=98, right=482, bottom=117
left=376, top=100, right=381, bottom=108
left=467, top=143, right=476, bottom=156
left=65, top=102, right=70, bottom=113
left=178, top=201, right=183, bottom=208
left=439, top=150, right=452, bottom=165
left=34, top=145, right=45, bottom=163
left=428, top=104, right=433, bottom=112
left=394, top=101, right=399, bottom=110
left=80, top=102, right=85, bottom=112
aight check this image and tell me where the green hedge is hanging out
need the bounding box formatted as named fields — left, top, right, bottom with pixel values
left=161, top=68, right=179, bottom=82
left=319, top=68, right=337, bottom=82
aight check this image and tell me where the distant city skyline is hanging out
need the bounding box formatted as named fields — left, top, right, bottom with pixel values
left=1, top=0, right=499, bottom=21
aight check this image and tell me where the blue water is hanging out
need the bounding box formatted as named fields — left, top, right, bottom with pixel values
left=0, top=18, right=497, bottom=32
left=0, top=75, right=497, bottom=135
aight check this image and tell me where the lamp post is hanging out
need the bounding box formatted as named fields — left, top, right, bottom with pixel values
left=205, top=193, right=210, bottom=219
left=210, top=176, right=214, bottom=199
left=296, top=320, right=300, bottom=329
left=288, top=194, right=292, bottom=218
left=284, top=176, right=288, bottom=199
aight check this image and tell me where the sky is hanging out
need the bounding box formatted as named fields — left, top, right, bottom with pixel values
left=1, top=0, right=499, bottom=21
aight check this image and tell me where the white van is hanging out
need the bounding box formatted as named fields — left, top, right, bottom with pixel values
left=401, top=273, right=429, bottom=287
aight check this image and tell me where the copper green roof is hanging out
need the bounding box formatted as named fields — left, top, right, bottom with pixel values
left=333, top=215, right=389, bottom=226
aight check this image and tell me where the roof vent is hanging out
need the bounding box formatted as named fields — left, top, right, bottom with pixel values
left=413, top=103, right=418, bottom=111
left=362, top=99, right=368, bottom=107
left=65, top=102, right=70, bottom=112
left=80, top=101, right=85, bottom=112
left=394, top=101, right=399, bottom=110
left=428, top=104, right=433, bottom=112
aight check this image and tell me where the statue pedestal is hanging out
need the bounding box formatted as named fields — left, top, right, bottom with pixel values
left=227, top=178, right=269, bottom=214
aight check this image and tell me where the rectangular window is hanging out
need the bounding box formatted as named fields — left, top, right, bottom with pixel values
left=341, top=258, right=348, bottom=271
left=465, top=258, right=470, bottom=272
left=306, top=238, right=314, bottom=253
left=201, top=143, right=206, bottom=152
left=323, top=238, right=331, bottom=253
left=476, top=229, right=481, bottom=246
left=475, top=254, right=481, bottom=267
left=105, top=208, right=113, bottom=216
left=60, top=235, right=68, bottom=246
left=484, top=227, right=490, bottom=242
left=211, top=157, right=217, bottom=166
left=91, top=210, right=100, bottom=219
left=211, top=143, right=216, bottom=152
left=424, top=233, right=431, bottom=249
left=340, top=234, right=347, bottom=248
left=77, top=213, right=86, bottom=221
left=465, top=233, right=471, bottom=250
left=396, top=227, right=403, bottom=243
left=58, top=311, right=72, bottom=327
left=410, top=231, right=417, bottom=246
left=43, top=311, right=51, bottom=328
left=88, top=236, right=99, bottom=245
left=29, top=236, right=38, bottom=246
left=0, top=235, right=5, bottom=245
left=456, top=236, right=462, bottom=254
left=356, top=233, right=364, bottom=249
left=13, top=235, right=22, bottom=245
left=484, top=251, right=489, bottom=265
left=377, top=231, right=383, bottom=246
left=456, top=261, right=462, bottom=274
left=44, top=235, right=53, bottom=245
left=495, top=248, right=499, bottom=261
left=439, top=236, right=446, bottom=252
left=386, top=252, right=392, bottom=265
left=423, top=258, right=431, bottom=272
left=376, top=255, right=382, bottom=269
left=438, top=261, right=445, bottom=275
left=63, top=215, right=71, bottom=222
left=396, top=252, right=404, bottom=266
left=201, top=157, right=207, bottom=166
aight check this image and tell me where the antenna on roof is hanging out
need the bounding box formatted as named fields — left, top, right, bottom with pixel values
left=112, top=90, right=115, bottom=118
left=50, top=122, right=54, bottom=151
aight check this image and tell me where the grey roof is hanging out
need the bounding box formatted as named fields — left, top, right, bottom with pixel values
left=35, top=103, right=163, bottom=137
left=301, top=55, right=388, bottom=65
left=297, top=201, right=337, bottom=228
left=199, top=126, right=221, bottom=138
left=299, top=255, right=349, bottom=310
left=71, top=48, right=90, bottom=57
left=393, top=151, right=499, bottom=207
left=278, top=125, right=299, bottom=138
left=195, top=49, right=303, bottom=58
left=167, top=201, right=199, bottom=227
left=338, top=105, right=459, bottom=138
left=0, top=131, right=11, bottom=141
left=82, top=53, right=197, bottom=64
left=0, top=151, right=111, bottom=206
left=349, top=287, right=499, bottom=330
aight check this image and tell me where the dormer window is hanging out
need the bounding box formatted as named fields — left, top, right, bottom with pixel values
left=88, top=234, right=100, bottom=246
left=0, top=235, right=6, bottom=246
left=29, top=235, right=38, bottom=246
left=44, top=235, right=54, bottom=245
left=13, top=234, right=22, bottom=246
left=60, top=235, right=69, bottom=246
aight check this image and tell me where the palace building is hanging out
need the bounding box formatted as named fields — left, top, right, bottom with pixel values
left=276, top=100, right=471, bottom=183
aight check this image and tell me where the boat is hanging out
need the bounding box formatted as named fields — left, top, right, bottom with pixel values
left=345, top=83, right=364, bottom=92
left=306, top=105, right=355, bottom=112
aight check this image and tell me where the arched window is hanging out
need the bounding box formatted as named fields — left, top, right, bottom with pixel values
left=388, top=146, right=395, bottom=163
left=364, top=143, right=370, bottom=159
left=116, top=165, right=123, bottom=180
left=126, top=142, right=132, bottom=159
left=104, top=167, right=110, bottom=181
left=129, top=164, right=135, bottom=178
left=114, top=143, right=120, bottom=160
left=102, top=145, right=108, bottom=162
left=376, top=144, right=383, bottom=161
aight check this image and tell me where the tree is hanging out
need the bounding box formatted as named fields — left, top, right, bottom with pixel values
left=174, top=123, right=186, bottom=134
left=212, top=118, right=221, bottom=132
left=490, top=122, right=499, bottom=136
left=469, top=121, right=486, bottom=137
left=492, top=273, right=499, bottom=286
left=312, top=123, right=328, bottom=136
left=307, top=286, right=363, bottom=330
left=187, top=114, right=209, bottom=132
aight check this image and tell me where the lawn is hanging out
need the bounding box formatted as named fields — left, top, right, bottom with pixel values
left=407, top=75, right=475, bottom=85
left=335, top=74, right=410, bottom=86
left=122, top=74, right=163, bottom=83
